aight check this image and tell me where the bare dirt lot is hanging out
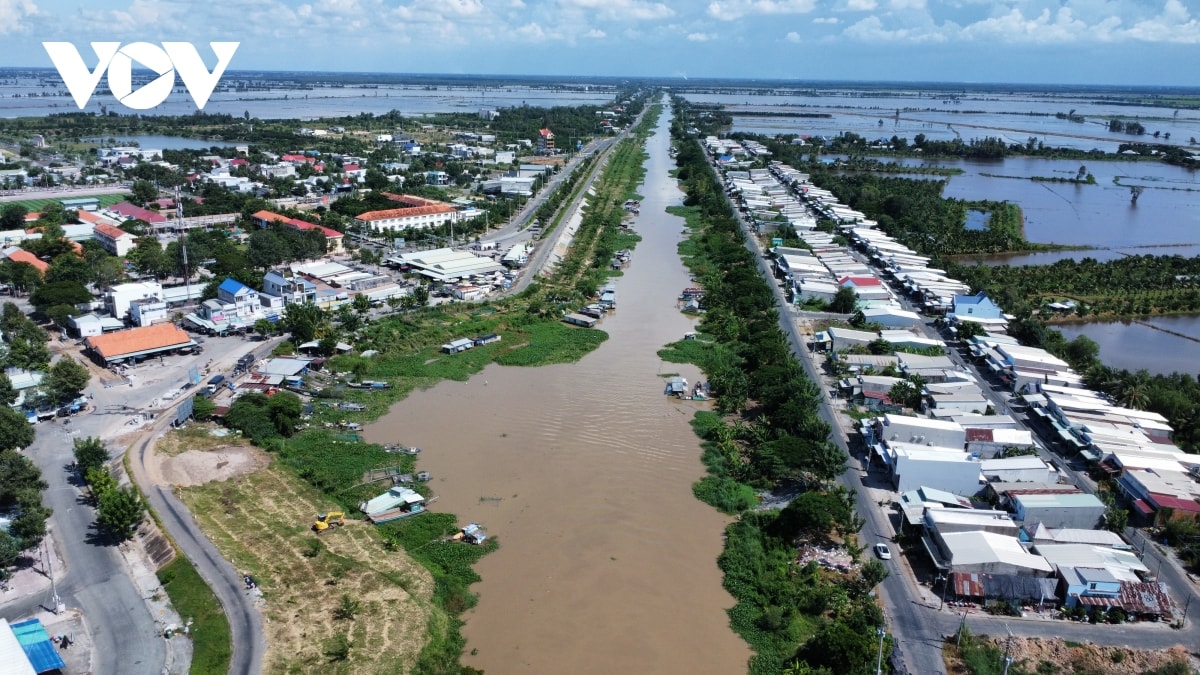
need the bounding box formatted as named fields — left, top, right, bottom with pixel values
left=947, top=635, right=1200, bottom=674
left=159, top=446, right=269, bottom=487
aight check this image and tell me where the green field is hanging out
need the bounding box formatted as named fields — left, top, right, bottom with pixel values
left=5, top=192, right=129, bottom=212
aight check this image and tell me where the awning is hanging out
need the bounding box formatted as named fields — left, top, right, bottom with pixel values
left=1132, top=499, right=1154, bottom=516
left=10, top=618, right=66, bottom=673
left=1078, top=595, right=1121, bottom=608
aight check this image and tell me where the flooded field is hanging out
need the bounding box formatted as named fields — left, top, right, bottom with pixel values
left=1055, top=315, right=1200, bottom=377
left=364, top=108, right=750, bottom=674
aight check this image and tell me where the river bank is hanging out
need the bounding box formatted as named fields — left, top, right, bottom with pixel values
left=361, top=102, right=751, bottom=674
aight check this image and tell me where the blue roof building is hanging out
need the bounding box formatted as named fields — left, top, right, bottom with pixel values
left=952, top=291, right=1003, bottom=319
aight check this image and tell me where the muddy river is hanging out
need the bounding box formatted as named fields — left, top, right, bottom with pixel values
left=364, top=106, right=750, bottom=674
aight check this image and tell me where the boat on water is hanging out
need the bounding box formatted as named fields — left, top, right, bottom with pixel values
left=360, top=486, right=430, bottom=524
left=382, top=444, right=421, bottom=455
left=450, top=522, right=488, bottom=545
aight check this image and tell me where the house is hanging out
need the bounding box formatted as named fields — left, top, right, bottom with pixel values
left=869, top=414, right=966, bottom=449
left=262, top=271, right=317, bottom=306
left=473, top=333, right=501, bottom=346
left=1010, top=493, right=1106, bottom=530
left=105, top=281, right=163, bottom=320
left=980, top=457, right=1056, bottom=484
left=823, top=327, right=877, bottom=352
left=862, top=306, right=922, bottom=328
left=886, top=443, right=982, bottom=495
left=537, top=128, right=555, bottom=155
left=441, top=338, right=474, bottom=354
left=928, top=530, right=1052, bottom=576
left=953, top=292, right=1004, bottom=320
left=92, top=222, right=138, bottom=256
left=129, top=295, right=168, bottom=327
left=563, top=313, right=597, bottom=328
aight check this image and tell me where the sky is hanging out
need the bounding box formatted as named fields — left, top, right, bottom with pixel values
left=1, top=0, right=1197, bottom=86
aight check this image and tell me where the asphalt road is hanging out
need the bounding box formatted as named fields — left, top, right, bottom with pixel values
left=1, top=409, right=166, bottom=675
left=701, top=145, right=1200, bottom=673
left=131, top=418, right=266, bottom=675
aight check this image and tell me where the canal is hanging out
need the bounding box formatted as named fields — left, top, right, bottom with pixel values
left=364, top=104, right=750, bottom=674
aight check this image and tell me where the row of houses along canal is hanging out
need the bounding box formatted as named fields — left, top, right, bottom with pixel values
left=364, top=105, right=751, bottom=674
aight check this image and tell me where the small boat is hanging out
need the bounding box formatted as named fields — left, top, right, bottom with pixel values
left=450, top=522, right=488, bottom=545
left=383, top=444, right=422, bottom=455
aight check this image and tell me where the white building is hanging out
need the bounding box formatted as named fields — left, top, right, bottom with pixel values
left=105, top=281, right=163, bottom=320
left=129, top=296, right=168, bottom=327
left=871, top=414, right=966, bottom=449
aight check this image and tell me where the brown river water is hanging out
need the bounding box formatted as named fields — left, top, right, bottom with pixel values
left=364, top=107, right=751, bottom=674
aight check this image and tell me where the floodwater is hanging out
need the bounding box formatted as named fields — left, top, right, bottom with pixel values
left=85, top=135, right=241, bottom=150
left=0, top=78, right=613, bottom=120
left=1055, top=315, right=1200, bottom=377
left=698, top=88, right=1200, bottom=152
left=364, top=105, right=750, bottom=674
left=819, top=153, right=1200, bottom=256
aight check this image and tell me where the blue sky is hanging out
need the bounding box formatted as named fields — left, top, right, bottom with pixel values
left=2, top=0, right=1197, bottom=86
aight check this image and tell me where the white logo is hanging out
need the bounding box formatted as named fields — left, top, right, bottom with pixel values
left=43, top=41, right=239, bottom=110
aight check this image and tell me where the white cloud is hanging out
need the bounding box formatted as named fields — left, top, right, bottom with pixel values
left=557, top=0, right=674, bottom=21
left=888, top=0, right=925, bottom=10
left=785, top=31, right=802, bottom=42
left=687, top=32, right=716, bottom=41
left=583, top=28, right=606, bottom=38
left=813, top=16, right=839, bottom=24
left=841, top=15, right=948, bottom=42
left=0, top=0, right=36, bottom=34
left=1123, top=0, right=1200, bottom=44
left=707, top=0, right=817, bottom=22
left=846, top=0, right=877, bottom=11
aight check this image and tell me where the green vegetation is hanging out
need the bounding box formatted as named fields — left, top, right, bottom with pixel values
left=380, top=513, right=496, bottom=674
left=949, top=255, right=1200, bottom=320
left=0, top=448, right=51, bottom=573
left=157, top=557, right=232, bottom=675
left=667, top=104, right=885, bottom=675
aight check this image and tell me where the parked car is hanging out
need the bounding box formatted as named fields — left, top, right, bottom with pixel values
left=874, top=543, right=892, bottom=560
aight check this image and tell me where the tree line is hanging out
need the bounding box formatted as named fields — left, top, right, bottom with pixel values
left=665, top=99, right=886, bottom=675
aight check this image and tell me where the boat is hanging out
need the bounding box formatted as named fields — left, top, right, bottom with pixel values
left=360, top=486, right=430, bottom=524
left=450, top=522, right=488, bottom=545
left=382, top=444, right=422, bottom=455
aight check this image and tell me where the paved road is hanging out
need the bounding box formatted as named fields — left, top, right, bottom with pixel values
left=1, top=410, right=166, bottom=675
left=131, top=421, right=265, bottom=675
left=699, top=143, right=1200, bottom=673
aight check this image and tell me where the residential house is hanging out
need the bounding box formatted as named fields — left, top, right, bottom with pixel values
left=952, top=292, right=1004, bottom=320
left=537, top=128, right=555, bottom=155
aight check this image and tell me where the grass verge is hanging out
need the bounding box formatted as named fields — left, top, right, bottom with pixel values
left=157, top=557, right=232, bottom=675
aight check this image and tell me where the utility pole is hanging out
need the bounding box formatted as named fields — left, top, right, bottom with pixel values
left=176, top=185, right=191, bottom=308
left=44, top=539, right=62, bottom=615
left=875, top=626, right=886, bottom=675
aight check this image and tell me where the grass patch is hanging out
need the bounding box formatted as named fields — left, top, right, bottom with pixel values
left=494, top=322, right=608, bottom=366
left=157, top=557, right=232, bottom=675
left=657, top=338, right=714, bottom=366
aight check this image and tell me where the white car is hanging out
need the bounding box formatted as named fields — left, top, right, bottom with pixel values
left=874, top=543, right=892, bottom=560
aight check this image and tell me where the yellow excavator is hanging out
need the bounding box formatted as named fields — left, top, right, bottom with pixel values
left=312, top=511, right=345, bottom=533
